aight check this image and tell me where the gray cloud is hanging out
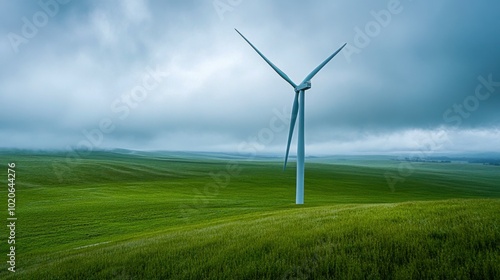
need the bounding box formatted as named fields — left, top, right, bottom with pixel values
left=1, top=0, right=499, bottom=154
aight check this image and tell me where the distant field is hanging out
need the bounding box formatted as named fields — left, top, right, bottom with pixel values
left=0, top=150, right=499, bottom=279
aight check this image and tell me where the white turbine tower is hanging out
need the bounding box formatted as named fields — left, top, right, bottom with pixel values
left=236, top=29, right=346, bottom=204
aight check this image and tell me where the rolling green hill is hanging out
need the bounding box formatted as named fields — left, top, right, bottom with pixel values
left=0, top=150, right=498, bottom=279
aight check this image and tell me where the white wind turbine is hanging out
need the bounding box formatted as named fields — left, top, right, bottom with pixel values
left=236, top=29, right=346, bottom=204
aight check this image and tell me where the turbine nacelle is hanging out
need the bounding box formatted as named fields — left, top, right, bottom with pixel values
left=295, top=81, right=311, bottom=92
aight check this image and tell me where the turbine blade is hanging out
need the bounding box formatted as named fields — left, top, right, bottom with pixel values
left=235, top=29, right=297, bottom=88
left=301, top=43, right=347, bottom=84
left=284, top=91, right=300, bottom=170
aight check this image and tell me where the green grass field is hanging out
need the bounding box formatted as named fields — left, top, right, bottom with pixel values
left=0, top=150, right=499, bottom=279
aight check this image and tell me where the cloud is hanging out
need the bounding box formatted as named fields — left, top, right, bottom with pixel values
left=1, top=0, right=499, bottom=154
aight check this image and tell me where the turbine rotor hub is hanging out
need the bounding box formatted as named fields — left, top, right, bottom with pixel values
left=295, top=81, right=311, bottom=92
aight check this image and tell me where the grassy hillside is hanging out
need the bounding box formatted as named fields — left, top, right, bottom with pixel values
left=0, top=151, right=498, bottom=279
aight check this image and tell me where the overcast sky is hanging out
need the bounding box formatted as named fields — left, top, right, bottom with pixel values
left=1, top=0, right=499, bottom=155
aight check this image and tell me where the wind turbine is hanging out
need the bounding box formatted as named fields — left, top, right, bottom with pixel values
left=235, top=29, right=346, bottom=204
